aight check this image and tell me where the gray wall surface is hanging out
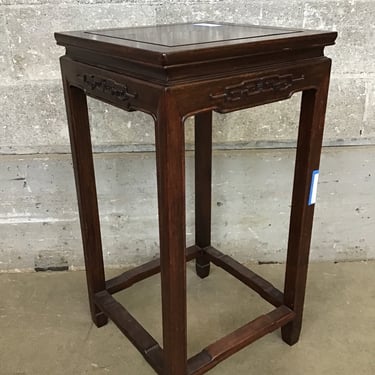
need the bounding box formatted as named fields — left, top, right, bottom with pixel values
left=0, top=0, right=374, bottom=271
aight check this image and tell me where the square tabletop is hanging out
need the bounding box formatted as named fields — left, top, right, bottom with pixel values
left=55, top=21, right=337, bottom=66
left=84, top=23, right=299, bottom=47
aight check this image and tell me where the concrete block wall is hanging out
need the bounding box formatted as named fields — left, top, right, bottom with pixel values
left=0, top=0, right=374, bottom=271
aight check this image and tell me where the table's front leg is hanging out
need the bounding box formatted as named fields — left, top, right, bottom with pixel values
left=155, top=90, right=187, bottom=375
left=282, top=63, right=331, bottom=345
left=195, top=111, right=213, bottom=278
left=61, top=76, right=108, bottom=328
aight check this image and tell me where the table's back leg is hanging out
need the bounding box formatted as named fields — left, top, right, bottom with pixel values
left=195, top=111, right=213, bottom=278
left=155, top=92, right=187, bottom=375
left=62, top=76, right=108, bottom=328
left=282, top=64, right=331, bottom=345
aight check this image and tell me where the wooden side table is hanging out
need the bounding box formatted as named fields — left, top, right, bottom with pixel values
left=55, top=22, right=337, bottom=375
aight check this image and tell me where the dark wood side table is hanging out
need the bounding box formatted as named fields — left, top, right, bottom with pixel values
left=55, top=22, right=337, bottom=375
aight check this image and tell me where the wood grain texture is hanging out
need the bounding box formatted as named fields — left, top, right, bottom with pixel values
left=187, top=305, right=296, bottom=375
left=57, top=21, right=336, bottom=375
left=282, top=60, right=332, bottom=345
left=61, top=77, right=107, bottom=328
left=195, top=111, right=213, bottom=278
left=55, top=22, right=337, bottom=84
left=155, top=89, right=187, bottom=375
left=206, top=246, right=284, bottom=307
left=106, top=245, right=199, bottom=294
left=94, top=290, right=163, bottom=374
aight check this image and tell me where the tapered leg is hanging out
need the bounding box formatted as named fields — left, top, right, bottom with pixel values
left=195, top=111, right=213, bottom=278
left=282, top=64, right=331, bottom=345
left=155, top=91, right=187, bottom=375
left=62, top=76, right=108, bottom=327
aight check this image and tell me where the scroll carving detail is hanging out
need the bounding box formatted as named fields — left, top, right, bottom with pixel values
left=77, top=74, right=137, bottom=107
left=210, top=74, right=304, bottom=102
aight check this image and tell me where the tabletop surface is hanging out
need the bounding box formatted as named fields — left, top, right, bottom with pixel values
left=55, top=21, right=337, bottom=66
left=85, top=22, right=300, bottom=47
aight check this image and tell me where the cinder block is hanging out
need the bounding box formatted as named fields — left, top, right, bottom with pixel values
left=0, top=82, right=69, bottom=153
left=303, top=1, right=372, bottom=29
left=156, top=1, right=261, bottom=24
left=0, top=220, right=79, bottom=271
left=4, top=4, right=156, bottom=80
left=1, top=0, right=156, bottom=3
left=260, top=0, right=304, bottom=28
left=0, top=0, right=154, bottom=3
left=325, top=77, right=367, bottom=141
left=1, top=146, right=374, bottom=270
left=0, top=153, right=78, bottom=270
left=0, top=0, right=60, bottom=4
left=0, top=74, right=371, bottom=154
left=76, top=0, right=164, bottom=3
left=364, top=80, right=375, bottom=138
left=208, top=77, right=368, bottom=147
left=314, top=146, right=375, bottom=262
left=0, top=82, right=157, bottom=154
left=325, top=27, right=375, bottom=75
left=0, top=9, right=14, bottom=84
left=87, top=97, right=157, bottom=150
left=303, top=1, right=375, bottom=74
left=34, top=250, right=69, bottom=271
left=211, top=94, right=301, bottom=147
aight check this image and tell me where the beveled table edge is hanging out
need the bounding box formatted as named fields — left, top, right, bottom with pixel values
left=55, top=21, right=338, bottom=66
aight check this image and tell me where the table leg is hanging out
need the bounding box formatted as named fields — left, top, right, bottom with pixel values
left=195, top=111, right=213, bottom=279
left=155, top=92, right=187, bottom=374
left=282, top=68, right=331, bottom=345
left=62, top=77, right=108, bottom=327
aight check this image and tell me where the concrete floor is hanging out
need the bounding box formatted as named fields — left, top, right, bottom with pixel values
left=0, top=261, right=374, bottom=375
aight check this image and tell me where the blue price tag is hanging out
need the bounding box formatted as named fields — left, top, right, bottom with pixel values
left=308, top=170, right=319, bottom=206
